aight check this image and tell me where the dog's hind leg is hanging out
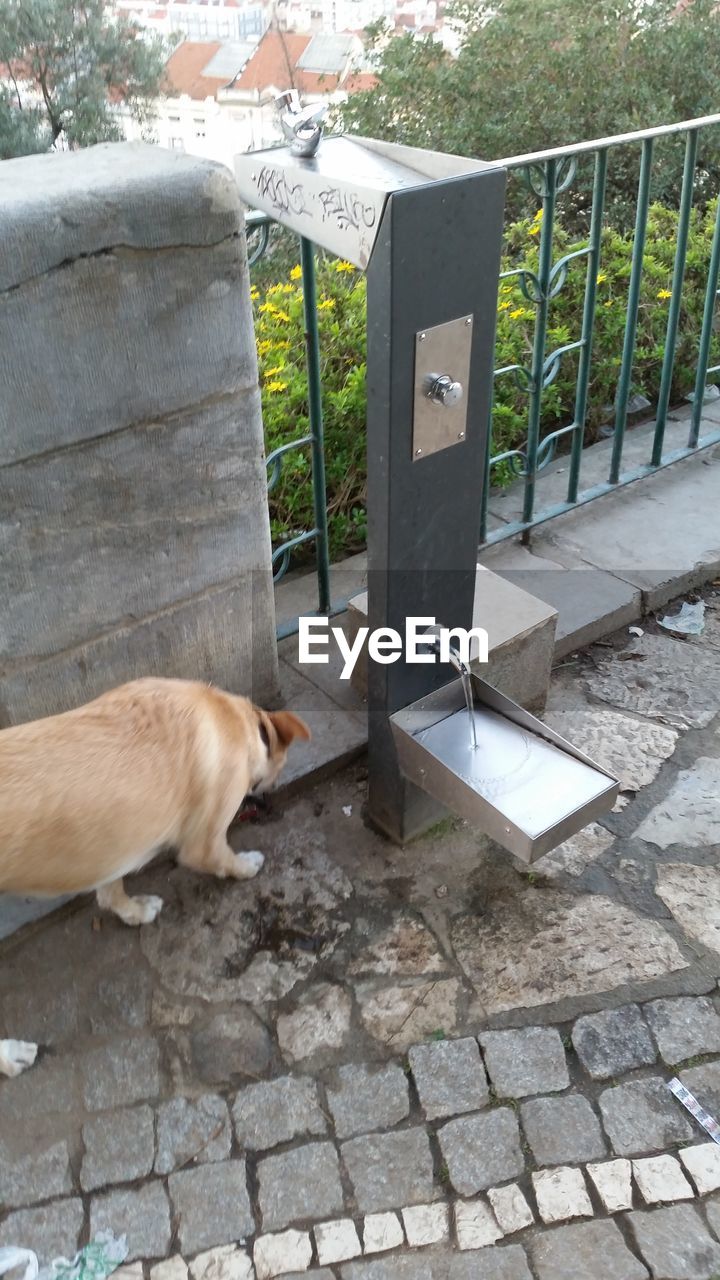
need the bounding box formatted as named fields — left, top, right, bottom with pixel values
left=0, top=1038, right=38, bottom=1077
left=96, top=878, right=164, bottom=926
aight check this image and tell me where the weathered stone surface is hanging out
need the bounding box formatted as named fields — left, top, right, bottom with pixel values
left=543, top=696, right=679, bottom=794
left=598, top=1078, right=694, bottom=1156
left=191, top=1008, right=272, bottom=1084
left=656, top=864, right=720, bottom=957
left=679, top=1143, right=720, bottom=1195
left=645, top=996, right=720, bottom=1064
left=81, top=1104, right=155, bottom=1190
left=187, top=1246, right=252, bottom=1280
left=341, top=1249, right=533, bottom=1279
left=253, top=1230, right=312, bottom=1280
left=705, top=1193, right=720, bottom=1241
left=348, top=916, right=446, bottom=976
left=341, top=1129, right=435, bottom=1213
left=0, top=1198, right=84, bottom=1264
left=586, top=1159, right=633, bottom=1213
left=151, top=1258, right=189, bottom=1280
left=141, top=889, right=260, bottom=1003
left=1, top=144, right=241, bottom=294
left=636, top=758, right=720, bottom=849
left=277, top=983, right=352, bottom=1063
left=532, top=1168, right=593, bottom=1224
left=437, top=1109, right=524, bottom=1195
left=487, top=1183, right=534, bottom=1234
left=628, top=1205, right=720, bottom=1279
left=632, top=1154, right=694, bottom=1204
left=532, top=822, right=614, bottom=878
left=0, top=1140, right=72, bottom=1210
left=168, top=1161, right=254, bottom=1254
left=0, top=1055, right=77, bottom=1146
left=402, top=1204, right=449, bottom=1248
left=81, top=1036, right=160, bottom=1111
left=585, top=633, right=720, bottom=730
left=86, top=970, right=152, bottom=1036
left=0, top=983, right=79, bottom=1046
left=521, top=1095, right=607, bottom=1166
left=314, top=1219, right=363, bottom=1264
left=231, top=951, right=314, bottom=1005
left=453, top=891, right=687, bottom=1015
left=572, top=1005, right=657, bottom=1079
left=90, top=1182, right=171, bottom=1261
left=529, top=1219, right=649, bottom=1280
left=232, top=1076, right=326, bottom=1151
left=327, top=1062, right=410, bottom=1137
left=678, top=1060, right=720, bottom=1118
left=408, top=1037, right=489, bottom=1120
left=361, top=1213, right=404, bottom=1254
left=257, top=1142, right=344, bottom=1230
left=479, top=1027, right=569, bottom=1097
left=155, top=1095, right=231, bottom=1173
left=355, top=979, right=461, bottom=1050
left=2, top=393, right=268, bottom=667
left=454, top=1199, right=502, bottom=1249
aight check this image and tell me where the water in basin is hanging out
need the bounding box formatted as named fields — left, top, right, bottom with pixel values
left=414, top=704, right=612, bottom=839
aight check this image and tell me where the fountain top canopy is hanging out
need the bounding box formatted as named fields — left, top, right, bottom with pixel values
left=234, top=128, right=498, bottom=269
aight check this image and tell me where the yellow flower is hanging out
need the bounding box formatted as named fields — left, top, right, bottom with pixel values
left=274, top=309, right=291, bottom=323
left=529, top=224, right=541, bottom=237
left=258, top=302, right=277, bottom=315
left=290, top=265, right=302, bottom=280
left=264, top=364, right=286, bottom=377
left=257, top=339, right=273, bottom=354
left=501, top=285, right=513, bottom=294
left=533, top=208, right=543, bottom=222
left=509, top=307, right=525, bottom=320
left=265, top=380, right=288, bottom=393
left=657, top=288, right=672, bottom=299
left=596, top=273, right=607, bottom=284
left=273, top=340, right=291, bottom=349
left=604, top=299, right=614, bottom=307
left=250, top=286, right=260, bottom=300
left=498, top=300, right=511, bottom=311
left=334, top=260, right=355, bottom=273
left=317, top=298, right=336, bottom=311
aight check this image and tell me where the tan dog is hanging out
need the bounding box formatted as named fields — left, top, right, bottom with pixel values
left=0, top=677, right=310, bottom=1078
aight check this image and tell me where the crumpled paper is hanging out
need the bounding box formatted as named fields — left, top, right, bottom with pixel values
left=0, top=1235, right=127, bottom=1280
left=658, top=599, right=706, bottom=636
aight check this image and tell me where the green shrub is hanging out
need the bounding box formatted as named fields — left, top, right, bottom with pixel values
left=252, top=200, right=720, bottom=563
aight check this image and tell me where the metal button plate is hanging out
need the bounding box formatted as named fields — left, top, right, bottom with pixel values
left=412, top=314, right=473, bottom=461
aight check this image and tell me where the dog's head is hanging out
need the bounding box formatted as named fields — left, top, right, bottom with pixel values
left=252, top=706, right=312, bottom=793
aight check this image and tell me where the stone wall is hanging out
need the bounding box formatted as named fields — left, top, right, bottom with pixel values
left=0, top=142, right=279, bottom=725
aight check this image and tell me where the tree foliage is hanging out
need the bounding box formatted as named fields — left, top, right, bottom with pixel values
left=339, top=0, right=720, bottom=226
left=0, top=0, right=169, bottom=159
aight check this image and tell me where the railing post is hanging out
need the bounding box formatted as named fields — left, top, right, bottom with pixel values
left=652, top=129, right=698, bottom=465
left=610, top=137, right=654, bottom=483
left=300, top=235, right=331, bottom=616
left=522, top=157, right=557, bottom=536
left=689, top=195, right=720, bottom=448
left=567, top=148, right=607, bottom=504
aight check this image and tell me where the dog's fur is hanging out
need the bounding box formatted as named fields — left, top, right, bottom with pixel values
left=0, top=677, right=310, bottom=1078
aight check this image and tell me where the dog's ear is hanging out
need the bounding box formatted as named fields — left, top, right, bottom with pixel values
left=267, top=710, right=312, bottom=747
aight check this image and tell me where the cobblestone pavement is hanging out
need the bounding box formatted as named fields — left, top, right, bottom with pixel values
left=3, top=591, right=720, bottom=1278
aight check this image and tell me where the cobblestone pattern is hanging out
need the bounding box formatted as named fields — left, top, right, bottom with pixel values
left=3, top=997, right=720, bottom=1277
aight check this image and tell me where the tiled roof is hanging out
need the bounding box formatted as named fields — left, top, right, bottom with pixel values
left=165, top=40, right=228, bottom=99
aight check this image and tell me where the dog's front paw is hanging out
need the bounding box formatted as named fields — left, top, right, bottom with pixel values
left=0, top=1039, right=38, bottom=1078
left=121, top=894, right=164, bottom=926
left=232, top=850, right=265, bottom=880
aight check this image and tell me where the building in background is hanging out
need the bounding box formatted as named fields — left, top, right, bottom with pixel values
left=119, top=27, right=373, bottom=167
left=115, top=0, right=269, bottom=42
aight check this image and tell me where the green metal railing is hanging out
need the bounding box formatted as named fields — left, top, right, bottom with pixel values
left=482, top=112, right=720, bottom=543
left=247, top=113, right=720, bottom=628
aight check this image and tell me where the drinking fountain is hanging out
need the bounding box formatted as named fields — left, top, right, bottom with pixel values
left=234, top=112, right=619, bottom=856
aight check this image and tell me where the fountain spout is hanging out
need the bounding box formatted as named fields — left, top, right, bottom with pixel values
left=417, top=625, right=478, bottom=750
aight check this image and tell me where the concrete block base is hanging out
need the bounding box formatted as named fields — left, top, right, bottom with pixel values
left=344, top=565, right=558, bottom=714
